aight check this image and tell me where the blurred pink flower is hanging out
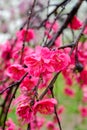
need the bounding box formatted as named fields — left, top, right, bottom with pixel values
left=16, top=29, right=35, bottom=42
left=79, top=106, right=87, bottom=118
left=64, top=86, right=75, bottom=97
left=6, top=118, right=16, bottom=130
left=68, top=16, right=82, bottom=30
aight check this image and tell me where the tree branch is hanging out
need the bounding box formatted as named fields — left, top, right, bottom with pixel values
left=46, top=0, right=83, bottom=47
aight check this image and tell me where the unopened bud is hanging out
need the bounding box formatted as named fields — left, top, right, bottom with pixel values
left=75, top=62, right=84, bottom=72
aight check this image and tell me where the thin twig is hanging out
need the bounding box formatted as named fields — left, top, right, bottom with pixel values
left=50, top=87, right=62, bottom=130
left=46, top=0, right=83, bottom=47
left=39, top=72, right=60, bottom=100
left=27, top=124, right=31, bottom=130
left=20, top=0, right=37, bottom=64
left=2, top=72, right=28, bottom=130
left=69, top=17, right=87, bottom=56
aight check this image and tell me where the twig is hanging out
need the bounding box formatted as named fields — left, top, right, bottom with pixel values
left=1, top=72, right=28, bottom=130
left=50, top=87, right=62, bottom=130
left=0, top=72, right=28, bottom=95
left=58, top=42, right=75, bottom=49
left=39, top=72, right=60, bottom=100
left=46, top=0, right=83, bottom=47
left=20, top=0, right=37, bottom=64
left=69, top=17, right=87, bottom=56
left=35, top=0, right=72, bottom=29
left=27, top=124, right=31, bottom=130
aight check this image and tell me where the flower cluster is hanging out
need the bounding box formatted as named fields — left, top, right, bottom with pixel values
left=6, top=44, right=70, bottom=125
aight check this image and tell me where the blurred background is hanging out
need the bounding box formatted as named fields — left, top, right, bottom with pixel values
left=0, top=1, right=87, bottom=130
left=0, top=0, right=87, bottom=43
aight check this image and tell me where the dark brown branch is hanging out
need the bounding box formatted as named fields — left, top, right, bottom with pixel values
left=58, top=17, right=87, bottom=55
left=42, top=5, right=66, bottom=46
left=34, top=0, right=72, bottom=29
left=27, top=124, right=31, bottom=130
left=20, top=0, right=37, bottom=30
left=0, top=87, right=13, bottom=124
left=50, top=87, right=62, bottom=130
left=46, top=0, right=83, bottom=47
left=0, top=72, right=28, bottom=95
left=1, top=72, right=28, bottom=130
left=20, top=0, right=37, bottom=64
left=58, top=42, right=75, bottom=49
left=39, top=72, right=60, bottom=100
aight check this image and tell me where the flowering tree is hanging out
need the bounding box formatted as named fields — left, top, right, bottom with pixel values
left=0, top=0, right=87, bottom=130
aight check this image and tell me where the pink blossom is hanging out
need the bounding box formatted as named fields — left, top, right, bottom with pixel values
left=36, top=117, right=45, bottom=128
left=16, top=96, right=34, bottom=123
left=1, top=41, right=12, bottom=61
left=45, top=21, right=51, bottom=29
left=46, top=121, right=58, bottom=130
left=68, top=16, right=82, bottom=30
left=51, top=50, right=70, bottom=72
left=33, top=98, right=57, bottom=115
left=7, top=64, right=26, bottom=80
left=55, top=35, right=62, bottom=47
left=46, top=121, right=55, bottom=130
left=62, top=69, right=73, bottom=86
left=45, top=21, right=59, bottom=40
left=31, top=117, right=45, bottom=130
left=24, top=46, right=54, bottom=76
left=64, top=86, right=75, bottom=97
left=17, top=103, right=33, bottom=123
left=35, top=46, right=51, bottom=64
left=45, top=21, right=59, bottom=32
left=6, top=118, right=16, bottom=130
left=20, top=76, right=38, bottom=91
left=24, top=47, right=70, bottom=76
left=13, top=46, right=34, bottom=63
left=57, top=105, right=65, bottom=115
left=16, top=29, right=35, bottom=42
left=82, top=87, right=87, bottom=102
left=78, top=69, right=87, bottom=85
left=79, top=106, right=87, bottom=118
left=52, top=22, right=59, bottom=32
left=24, top=52, right=41, bottom=76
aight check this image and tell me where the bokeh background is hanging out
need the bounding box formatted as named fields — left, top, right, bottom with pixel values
left=0, top=1, right=87, bottom=130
